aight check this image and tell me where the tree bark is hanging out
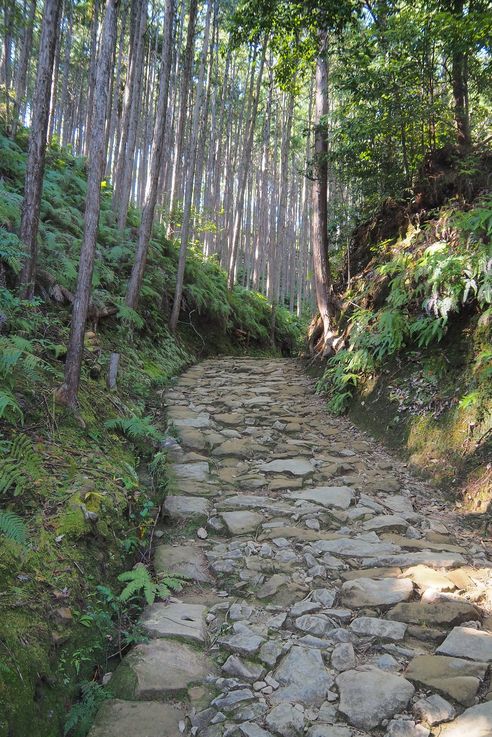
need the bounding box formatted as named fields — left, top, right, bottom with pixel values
left=450, top=0, right=471, bottom=148
left=125, top=0, right=175, bottom=309
left=166, top=0, right=198, bottom=238
left=227, top=43, right=266, bottom=290
left=115, top=0, right=146, bottom=228
left=57, top=0, right=118, bottom=407
left=169, top=0, right=212, bottom=332
left=11, top=0, right=36, bottom=137
left=18, top=0, right=62, bottom=298
left=311, top=33, right=337, bottom=356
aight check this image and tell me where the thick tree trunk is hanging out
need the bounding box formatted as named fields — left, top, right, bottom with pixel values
left=18, top=0, right=62, bottom=298
left=311, top=34, right=337, bottom=356
left=57, top=0, right=118, bottom=407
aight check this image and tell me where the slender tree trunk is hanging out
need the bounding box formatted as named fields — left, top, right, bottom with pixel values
left=11, top=0, right=36, bottom=137
left=227, top=43, right=266, bottom=290
left=125, top=0, right=175, bottom=309
left=311, top=33, right=337, bottom=356
left=169, top=0, right=212, bottom=332
left=59, top=0, right=74, bottom=145
left=47, top=21, right=62, bottom=141
left=84, top=0, right=101, bottom=154
left=166, top=0, right=198, bottom=238
left=112, top=0, right=145, bottom=216
left=115, top=0, right=146, bottom=228
left=450, top=0, right=471, bottom=148
left=18, top=0, right=62, bottom=298
left=57, top=0, right=118, bottom=407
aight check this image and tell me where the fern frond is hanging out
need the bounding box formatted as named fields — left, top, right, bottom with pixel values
left=104, top=416, right=163, bottom=443
left=0, top=510, right=27, bottom=545
left=0, top=391, right=23, bottom=422
left=118, top=563, right=156, bottom=605
left=0, top=434, right=43, bottom=496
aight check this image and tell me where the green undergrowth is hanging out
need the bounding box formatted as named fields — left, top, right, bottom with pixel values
left=0, top=126, right=302, bottom=736
left=318, top=194, right=492, bottom=508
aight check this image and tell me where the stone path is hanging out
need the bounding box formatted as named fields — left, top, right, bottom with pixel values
left=89, top=358, right=492, bottom=737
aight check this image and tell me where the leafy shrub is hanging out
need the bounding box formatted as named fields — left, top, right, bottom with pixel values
left=322, top=202, right=492, bottom=413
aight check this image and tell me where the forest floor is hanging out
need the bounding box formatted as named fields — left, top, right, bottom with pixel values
left=89, top=357, right=492, bottom=737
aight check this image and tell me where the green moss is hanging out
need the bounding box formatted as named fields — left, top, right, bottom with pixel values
left=108, top=662, right=138, bottom=701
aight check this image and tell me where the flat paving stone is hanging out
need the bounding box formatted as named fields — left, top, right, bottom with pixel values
left=109, top=639, right=216, bottom=699
left=173, top=461, right=209, bottom=480
left=341, top=577, right=414, bottom=607
left=163, top=495, right=210, bottom=521
left=140, top=602, right=207, bottom=643
left=387, top=600, right=480, bottom=627
left=313, top=538, right=401, bottom=558
left=259, top=458, right=314, bottom=476
left=337, top=668, right=414, bottom=730
left=287, top=486, right=354, bottom=510
left=350, top=616, right=407, bottom=641
left=154, top=544, right=213, bottom=583
left=438, top=701, right=492, bottom=737
left=405, top=654, right=488, bottom=705
left=436, top=626, right=492, bottom=661
left=220, top=510, right=264, bottom=535
left=88, top=700, right=185, bottom=737
left=271, top=646, right=334, bottom=705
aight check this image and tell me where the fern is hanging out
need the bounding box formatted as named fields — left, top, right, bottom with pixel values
left=118, top=563, right=183, bottom=605
left=114, top=300, right=145, bottom=329
left=64, top=682, right=112, bottom=737
left=410, top=316, right=447, bottom=347
left=0, top=433, right=43, bottom=496
left=0, top=336, right=51, bottom=423
left=0, top=510, right=27, bottom=545
left=0, top=390, right=23, bottom=422
left=104, top=415, right=164, bottom=444
left=0, top=232, right=25, bottom=273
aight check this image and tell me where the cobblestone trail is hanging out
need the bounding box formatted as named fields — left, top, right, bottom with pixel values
left=89, top=358, right=492, bottom=737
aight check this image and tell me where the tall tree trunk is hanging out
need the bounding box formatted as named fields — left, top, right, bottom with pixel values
left=125, top=0, right=175, bottom=309
left=115, top=0, right=146, bottom=228
left=58, top=0, right=74, bottom=145
left=166, top=0, right=198, bottom=238
left=311, top=33, right=337, bottom=356
left=112, top=0, right=145, bottom=219
left=450, top=0, right=471, bottom=148
left=84, top=0, right=101, bottom=154
left=18, top=0, right=62, bottom=298
left=11, top=0, right=36, bottom=137
left=227, top=43, right=266, bottom=290
left=169, top=0, right=212, bottom=332
left=57, top=0, right=118, bottom=407
left=106, top=9, right=126, bottom=174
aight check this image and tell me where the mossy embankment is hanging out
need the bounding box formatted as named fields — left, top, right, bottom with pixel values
left=316, top=146, right=492, bottom=516
left=0, top=127, right=302, bottom=736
